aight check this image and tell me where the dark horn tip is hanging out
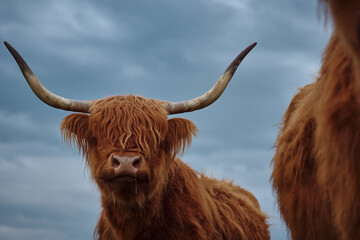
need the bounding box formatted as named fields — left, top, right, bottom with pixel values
left=4, top=41, right=11, bottom=50
left=238, top=42, right=257, bottom=60
left=4, top=41, right=19, bottom=57
left=226, top=41, right=257, bottom=74
left=4, top=41, right=33, bottom=74
left=246, top=42, right=257, bottom=50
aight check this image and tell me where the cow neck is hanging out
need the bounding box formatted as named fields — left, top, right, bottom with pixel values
left=100, top=173, right=168, bottom=239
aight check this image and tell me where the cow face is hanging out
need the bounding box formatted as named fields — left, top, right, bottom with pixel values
left=60, top=95, right=198, bottom=205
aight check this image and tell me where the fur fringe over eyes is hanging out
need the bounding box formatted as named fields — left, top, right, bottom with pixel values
left=60, top=95, right=198, bottom=158
left=89, top=95, right=168, bottom=157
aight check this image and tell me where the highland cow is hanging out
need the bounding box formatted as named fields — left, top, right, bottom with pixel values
left=272, top=0, right=360, bottom=239
left=5, top=41, right=269, bottom=240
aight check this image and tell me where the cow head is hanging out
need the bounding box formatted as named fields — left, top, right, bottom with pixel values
left=61, top=95, right=198, bottom=205
left=4, top=41, right=256, bottom=205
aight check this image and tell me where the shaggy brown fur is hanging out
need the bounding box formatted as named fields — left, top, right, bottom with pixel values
left=61, top=95, right=269, bottom=240
left=272, top=1, right=360, bottom=239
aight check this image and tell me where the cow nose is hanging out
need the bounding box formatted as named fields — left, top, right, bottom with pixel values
left=111, top=155, right=142, bottom=175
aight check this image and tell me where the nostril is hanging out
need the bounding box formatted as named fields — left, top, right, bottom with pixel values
left=132, top=157, right=141, bottom=169
left=112, top=157, right=120, bottom=168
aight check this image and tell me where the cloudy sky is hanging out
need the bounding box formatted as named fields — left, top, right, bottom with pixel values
left=0, top=0, right=331, bottom=239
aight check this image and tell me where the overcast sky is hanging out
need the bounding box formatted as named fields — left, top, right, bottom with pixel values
left=0, top=0, right=331, bottom=239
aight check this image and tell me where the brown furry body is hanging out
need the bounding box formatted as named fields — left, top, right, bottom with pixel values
left=272, top=1, right=360, bottom=239
left=61, top=95, right=269, bottom=240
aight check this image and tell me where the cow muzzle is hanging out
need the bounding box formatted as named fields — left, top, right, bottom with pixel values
left=111, top=154, right=142, bottom=177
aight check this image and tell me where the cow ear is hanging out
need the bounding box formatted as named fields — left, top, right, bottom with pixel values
left=60, top=113, right=94, bottom=155
left=165, top=118, right=198, bottom=157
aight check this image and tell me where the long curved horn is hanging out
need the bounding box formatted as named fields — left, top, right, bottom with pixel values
left=4, top=41, right=93, bottom=113
left=163, top=42, right=257, bottom=115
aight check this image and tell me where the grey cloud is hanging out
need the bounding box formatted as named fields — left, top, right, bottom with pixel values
left=0, top=148, right=99, bottom=240
left=0, top=110, right=60, bottom=145
left=0, top=225, right=71, bottom=240
left=0, top=0, right=122, bottom=42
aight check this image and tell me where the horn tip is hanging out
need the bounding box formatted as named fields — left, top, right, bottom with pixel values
left=225, top=41, right=257, bottom=74
left=4, top=41, right=33, bottom=75
left=246, top=42, right=257, bottom=53
left=4, top=41, right=11, bottom=50
left=4, top=41, right=18, bottom=56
